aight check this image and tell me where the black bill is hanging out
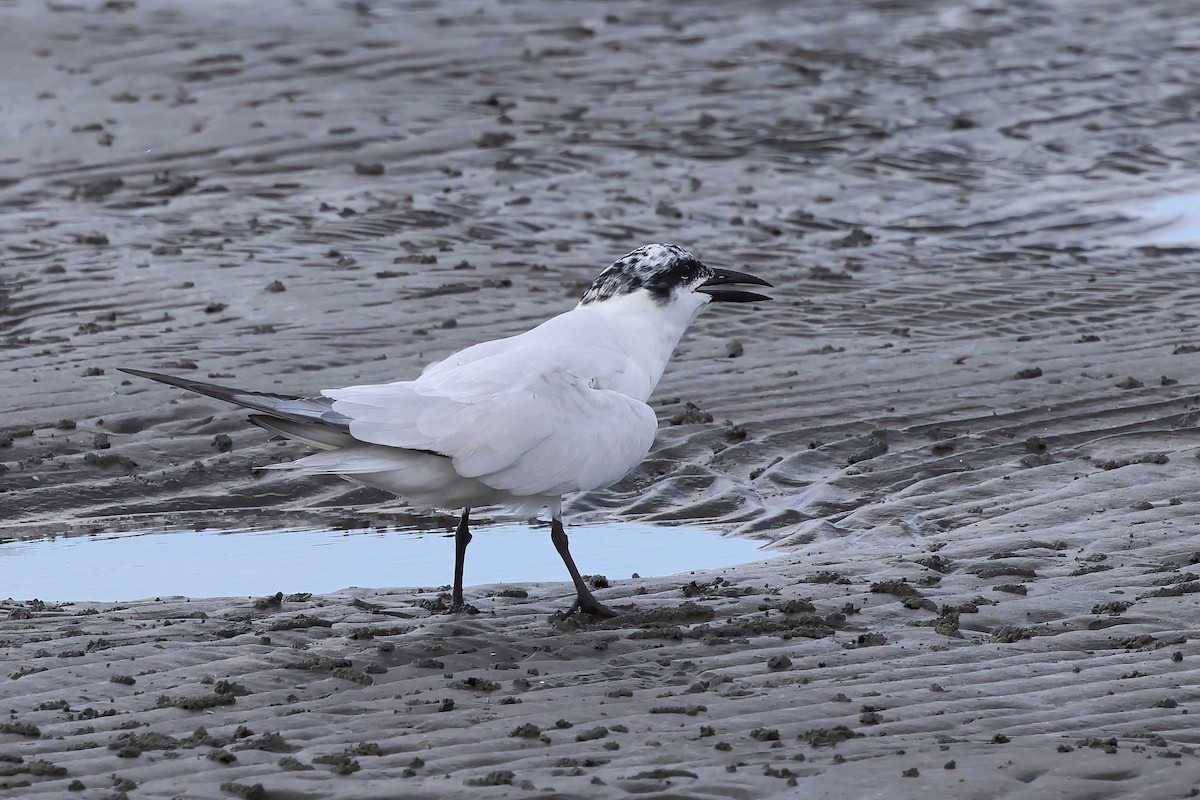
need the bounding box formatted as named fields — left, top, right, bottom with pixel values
left=696, top=267, right=773, bottom=303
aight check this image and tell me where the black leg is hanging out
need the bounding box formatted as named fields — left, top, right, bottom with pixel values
left=452, top=507, right=472, bottom=608
left=550, top=519, right=617, bottom=617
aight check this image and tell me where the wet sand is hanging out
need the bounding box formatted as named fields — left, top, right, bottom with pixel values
left=4, top=0, right=1200, bottom=796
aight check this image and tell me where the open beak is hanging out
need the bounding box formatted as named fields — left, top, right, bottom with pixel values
left=696, top=267, right=773, bottom=303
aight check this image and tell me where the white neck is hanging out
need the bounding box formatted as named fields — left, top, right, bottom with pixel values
left=556, top=290, right=708, bottom=401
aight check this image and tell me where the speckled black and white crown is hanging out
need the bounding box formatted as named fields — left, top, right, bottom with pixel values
left=580, top=244, right=713, bottom=305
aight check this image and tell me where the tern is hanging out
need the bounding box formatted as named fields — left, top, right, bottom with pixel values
left=121, top=243, right=771, bottom=616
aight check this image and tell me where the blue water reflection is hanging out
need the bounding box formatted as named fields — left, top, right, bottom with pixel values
left=1, top=523, right=775, bottom=602
left=1127, top=192, right=1200, bottom=245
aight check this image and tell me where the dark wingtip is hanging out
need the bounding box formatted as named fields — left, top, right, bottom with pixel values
left=117, top=368, right=216, bottom=394
left=118, top=367, right=187, bottom=387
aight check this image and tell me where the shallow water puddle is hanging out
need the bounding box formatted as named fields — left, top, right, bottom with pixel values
left=1117, top=191, right=1200, bottom=245
left=1, top=522, right=776, bottom=602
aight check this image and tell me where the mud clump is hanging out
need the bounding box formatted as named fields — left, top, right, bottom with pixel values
left=312, top=754, right=360, bottom=775
left=991, top=626, right=1033, bottom=643
left=669, top=402, right=713, bottom=426
left=968, top=563, right=1037, bottom=579
left=801, top=725, right=861, bottom=747
left=0, top=721, right=41, bottom=737
left=156, top=690, right=237, bottom=711
left=510, top=723, right=541, bottom=738
left=220, top=782, right=265, bottom=800
left=870, top=579, right=921, bottom=599
left=465, top=770, right=514, bottom=786
left=848, top=431, right=888, bottom=464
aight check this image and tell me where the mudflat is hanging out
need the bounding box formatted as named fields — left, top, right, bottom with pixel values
left=3, top=0, right=1200, bottom=797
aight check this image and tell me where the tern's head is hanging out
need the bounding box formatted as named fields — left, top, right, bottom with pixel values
left=579, top=244, right=772, bottom=313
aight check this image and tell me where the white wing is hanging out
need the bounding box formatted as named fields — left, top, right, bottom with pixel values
left=324, top=344, right=658, bottom=497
